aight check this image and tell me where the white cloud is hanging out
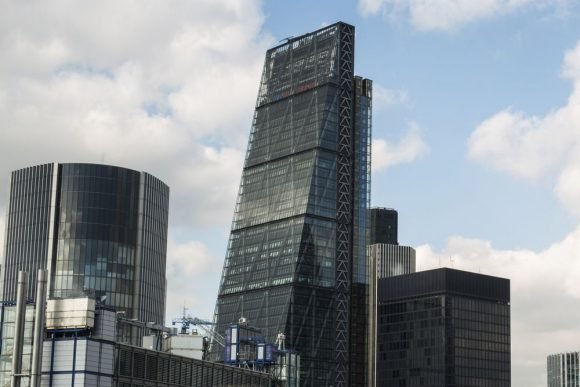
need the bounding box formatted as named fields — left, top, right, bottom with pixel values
left=0, top=0, right=272, bottom=325
left=373, top=84, right=409, bottom=109
left=372, top=124, right=429, bottom=171
left=468, top=41, right=580, bottom=215
left=359, top=0, right=389, bottom=17
left=417, top=226, right=580, bottom=386
left=554, top=165, right=580, bottom=215
left=0, top=0, right=272, bottom=229
left=358, top=0, right=566, bottom=31
left=165, top=239, right=223, bottom=321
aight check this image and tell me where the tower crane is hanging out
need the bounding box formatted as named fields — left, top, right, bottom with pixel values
left=171, top=307, right=225, bottom=349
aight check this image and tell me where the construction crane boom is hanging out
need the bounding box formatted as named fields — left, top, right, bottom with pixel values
left=171, top=310, right=225, bottom=349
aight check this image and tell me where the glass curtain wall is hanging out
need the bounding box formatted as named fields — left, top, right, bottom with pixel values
left=1, top=163, right=169, bottom=346
left=377, top=269, right=511, bottom=387
left=214, top=22, right=371, bottom=387
left=1, top=164, right=55, bottom=301
left=53, top=164, right=141, bottom=314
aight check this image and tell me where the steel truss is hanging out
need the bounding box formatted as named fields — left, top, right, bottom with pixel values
left=335, top=22, right=355, bottom=387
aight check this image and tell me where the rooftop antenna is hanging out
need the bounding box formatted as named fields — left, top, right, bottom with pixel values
left=176, top=302, right=190, bottom=335
left=279, top=36, right=294, bottom=43
left=182, top=302, right=188, bottom=319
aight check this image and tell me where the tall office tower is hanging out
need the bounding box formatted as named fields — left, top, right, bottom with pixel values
left=213, top=22, right=372, bottom=387
left=367, top=207, right=415, bottom=386
left=377, top=268, right=511, bottom=386
left=1, top=163, right=169, bottom=333
left=373, top=244, right=415, bottom=277
left=370, top=207, right=398, bottom=245
left=369, top=208, right=415, bottom=278
left=548, top=352, right=580, bottom=387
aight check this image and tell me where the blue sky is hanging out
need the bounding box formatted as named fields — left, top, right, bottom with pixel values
left=260, top=0, right=580, bottom=251
left=1, top=1, right=580, bottom=385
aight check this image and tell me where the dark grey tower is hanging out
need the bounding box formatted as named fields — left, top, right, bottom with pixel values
left=369, top=207, right=415, bottom=278
left=213, top=22, right=372, bottom=387
left=369, top=207, right=398, bottom=245
left=377, top=268, right=511, bottom=386
left=0, top=163, right=169, bottom=332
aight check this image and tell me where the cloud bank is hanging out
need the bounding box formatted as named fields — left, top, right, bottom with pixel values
left=0, top=0, right=272, bottom=320
left=423, top=40, right=580, bottom=386
left=468, top=42, right=580, bottom=215
left=358, top=0, right=568, bottom=31
left=417, top=226, right=580, bottom=386
left=372, top=123, right=429, bottom=172
left=165, top=240, right=223, bottom=319
left=373, top=84, right=409, bottom=109
left=0, top=0, right=271, bottom=227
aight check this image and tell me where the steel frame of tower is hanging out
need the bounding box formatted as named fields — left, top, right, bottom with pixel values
left=335, top=23, right=354, bottom=387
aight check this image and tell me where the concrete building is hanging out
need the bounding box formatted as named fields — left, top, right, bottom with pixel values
left=38, top=299, right=272, bottom=387
left=372, top=243, right=416, bottom=278
left=369, top=208, right=415, bottom=278
left=367, top=207, right=416, bottom=386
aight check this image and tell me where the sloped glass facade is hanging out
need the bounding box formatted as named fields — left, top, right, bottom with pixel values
left=214, top=22, right=371, bottom=387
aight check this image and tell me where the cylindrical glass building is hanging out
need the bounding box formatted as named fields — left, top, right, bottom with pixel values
left=1, top=163, right=169, bottom=336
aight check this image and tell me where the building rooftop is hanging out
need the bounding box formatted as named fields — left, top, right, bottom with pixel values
left=378, top=267, right=510, bottom=303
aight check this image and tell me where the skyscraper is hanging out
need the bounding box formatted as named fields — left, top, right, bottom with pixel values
left=0, top=163, right=169, bottom=333
left=548, top=351, right=580, bottom=387
left=213, top=22, right=372, bottom=387
left=369, top=207, right=415, bottom=278
left=377, top=268, right=511, bottom=386
left=370, top=207, right=398, bottom=245
left=367, top=207, right=415, bottom=386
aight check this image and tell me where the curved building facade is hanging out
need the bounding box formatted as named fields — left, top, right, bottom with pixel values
left=1, top=163, right=169, bottom=332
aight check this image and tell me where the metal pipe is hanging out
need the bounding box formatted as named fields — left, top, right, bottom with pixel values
left=11, top=271, right=28, bottom=387
left=71, top=335, right=77, bottom=386
left=48, top=334, right=55, bottom=387
left=30, top=269, right=47, bottom=387
left=367, top=246, right=377, bottom=387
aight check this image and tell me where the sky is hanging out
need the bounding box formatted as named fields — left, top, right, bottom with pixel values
left=1, top=0, right=580, bottom=385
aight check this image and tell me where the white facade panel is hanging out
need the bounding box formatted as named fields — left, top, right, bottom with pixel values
left=170, top=348, right=204, bottom=360
left=74, top=340, right=88, bottom=371
left=46, top=298, right=95, bottom=330
left=100, top=345, right=115, bottom=374
left=92, top=309, right=116, bottom=342
left=41, top=338, right=115, bottom=387
left=371, top=244, right=416, bottom=279
left=548, top=352, right=580, bottom=387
